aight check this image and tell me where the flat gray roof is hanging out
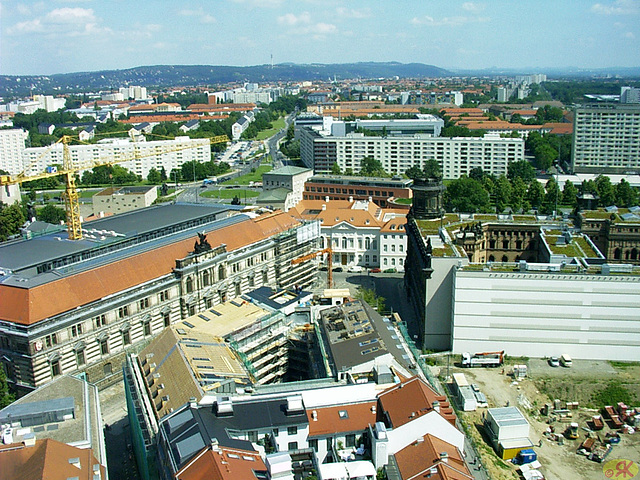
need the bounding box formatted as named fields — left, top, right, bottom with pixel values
left=0, top=203, right=240, bottom=286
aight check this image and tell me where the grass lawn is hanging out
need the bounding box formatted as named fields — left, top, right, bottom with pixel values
left=201, top=188, right=259, bottom=199
left=223, top=165, right=272, bottom=185
left=256, top=117, right=286, bottom=140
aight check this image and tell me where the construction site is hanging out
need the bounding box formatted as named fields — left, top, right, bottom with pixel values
left=437, top=355, right=640, bottom=480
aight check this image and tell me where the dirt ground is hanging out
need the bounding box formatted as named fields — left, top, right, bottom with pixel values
left=435, top=359, right=640, bottom=480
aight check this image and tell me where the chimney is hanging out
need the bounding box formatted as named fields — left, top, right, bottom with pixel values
left=349, top=196, right=353, bottom=202
left=311, top=410, right=318, bottom=421
left=325, top=196, right=330, bottom=203
left=440, top=452, right=449, bottom=463
left=322, top=204, right=326, bottom=210
left=432, top=401, right=440, bottom=413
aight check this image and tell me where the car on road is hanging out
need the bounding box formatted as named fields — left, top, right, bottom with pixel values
left=370, top=268, right=381, bottom=273
left=333, top=266, right=344, bottom=272
left=347, top=265, right=364, bottom=273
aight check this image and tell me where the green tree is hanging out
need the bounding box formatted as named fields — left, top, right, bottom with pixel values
left=147, top=168, right=162, bottom=184
left=595, top=175, right=615, bottom=207
left=0, top=364, right=14, bottom=409
left=444, top=177, right=491, bottom=213
left=493, top=175, right=512, bottom=213
left=355, top=287, right=386, bottom=312
left=38, top=204, right=66, bottom=224
left=160, top=166, right=168, bottom=181
left=542, top=177, right=561, bottom=214
left=526, top=181, right=545, bottom=209
left=561, top=181, right=579, bottom=207
left=507, top=160, right=536, bottom=183
left=422, top=159, right=442, bottom=179
left=405, top=166, right=424, bottom=180
left=359, top=156, right=386, bottom=177
left=331, top=162, right=342, bottom=175
left=510, top=177, right=529, bottom=213
left=614, top=179, right=638, bottom=207
left=0, top=203, right=26, bottom=241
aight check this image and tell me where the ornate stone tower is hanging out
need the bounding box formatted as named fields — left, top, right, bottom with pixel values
left=410, top=178, right=445, bottom=219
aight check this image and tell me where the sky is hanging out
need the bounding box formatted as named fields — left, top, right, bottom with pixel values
left=1, top=0, right=639, bottom=76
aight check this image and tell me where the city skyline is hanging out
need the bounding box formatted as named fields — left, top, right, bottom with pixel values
left=1, top=0, right=639, bottom=76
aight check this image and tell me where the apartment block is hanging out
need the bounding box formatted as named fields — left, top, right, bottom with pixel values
left=572, top=103, right=640, bottom=174
left=300, top=128, right=524, bottom=179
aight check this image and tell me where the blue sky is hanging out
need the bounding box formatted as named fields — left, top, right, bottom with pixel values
left=1, top=0, right=639, bottom=75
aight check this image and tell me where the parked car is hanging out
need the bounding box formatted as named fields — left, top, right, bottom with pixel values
left=370, top=268, right=381, bottom=273
left=347, top=266, right=363, bottom=273
left=333, top=266, right=344, bottom=273
left=549, top=356, right=560, bottom=367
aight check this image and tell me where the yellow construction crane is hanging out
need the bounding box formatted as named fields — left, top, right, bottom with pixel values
left=0, top=134, right=229, bottom=240
left=291, top=247, right=333, bottom=288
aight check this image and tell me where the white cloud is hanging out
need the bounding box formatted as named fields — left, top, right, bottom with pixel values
left=278, top=12, right=312, bottom=26
left=591, top=0, right=638, bottom=15
left=623, top=31, right=635, bottom=38
left=7, top=7, right=111, bottom=36
left=17, top=4, right=32, bottom=15
left=336, top=7, right=371, bottom=19
left=462, top=2, right=485, bottom=13
left=179, top=8, right=217, bottom=24
left=314, top=23, right=337, bottom=35
left=411, top=15, right=490, bottom=26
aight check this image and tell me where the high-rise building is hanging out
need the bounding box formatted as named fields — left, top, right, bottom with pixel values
left=572, top=103, right=640, bottom=173
left=0, top=128, right=28, bottom=174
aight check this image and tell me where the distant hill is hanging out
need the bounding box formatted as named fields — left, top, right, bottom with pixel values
left=0, top=62, right=451, bottom=97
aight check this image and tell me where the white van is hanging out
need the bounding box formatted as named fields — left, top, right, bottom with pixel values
left=560, top=354, right=572, bottom=367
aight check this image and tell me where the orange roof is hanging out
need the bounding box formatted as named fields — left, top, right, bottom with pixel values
left=120, top=114, right=203, bottom=124
left=176, top=445, right=266, bottom=480
left=543, top=122, right=573, bottom=135
left=440, top=108, right=483, bottom=114
left=395, top=434, right=473, bottom=480
left=459, top=120, right=544, bottom=131
left=0, top=438, right=106, bottom=480
left=188, top=104, right=256, bottom=112
left=307, top=401, right=377, bottom=437
left=511, top=110, right=537, bottom=116
left=0, top=211, right=301, bottom=325
left=378, top=376, right=456, bottom=428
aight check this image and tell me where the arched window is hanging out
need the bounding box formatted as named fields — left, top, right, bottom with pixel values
left=631, top=249, right=638, bottom=260
left=218, top=265, right=226, bottom=280
left=185, top=277, right=193, bottom=294
left=502, top=255, right=508, bottom=262
left=488, top=255, right=495, bottom=262
left=203, top=270, right=210, bottom=287
left=614, top=248, right=622, bottom=260
left=489, top=239, right=496, bottom=249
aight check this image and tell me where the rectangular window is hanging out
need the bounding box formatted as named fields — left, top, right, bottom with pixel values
left=118, top=306, right=129, bottom=318
left=327, top=438, right=333, bottom=449
left=144, top=322, right=152, bottom=336
left=159, top=290, right=169, bottom=302
left=309, top=439, right=318, bottom=452
left=100, top=339, right=109, bottom=355
left=287, top=426, right=297, bottom=435
left=122, top=330, right=131, bottom=346
left=288, top=441, right=298, bottom=451
left=76, top=349, right=85, bottom=366
left=71, top=324, right=83, bottom=337
left=94, top=314, right=107, bottom=328
left=346, top=434, right=356, bottom=447
left=139, top=298, right=149, bottom=310
left=51, top=360, right=61, bottom=377
left=45, top=334, right=58, bottom=348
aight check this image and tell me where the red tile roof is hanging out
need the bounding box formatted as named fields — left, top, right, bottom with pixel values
left=307, top=401, right=378, bottom=437
left=377, top=376, right=456, bottom=427
left=0, top=211, right=301, bottom=325
left=394, top=434, right=473, bottom=480
left=0, top=438, right=106, bottom=480
left=176, top=445, right=266, bottom=480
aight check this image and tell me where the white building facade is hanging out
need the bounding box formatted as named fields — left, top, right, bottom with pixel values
left=300, top=128, right=524, bottom=179
left=451, top=269, right=640, bottom=361
left=22, top=136, right=211, bottom=178
left=0, top=128, right=28, bottom=174
left=572, top=103, right=640, bottom=173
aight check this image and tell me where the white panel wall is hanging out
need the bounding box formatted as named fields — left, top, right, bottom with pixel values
left=452, top=271, right=640, bottom=361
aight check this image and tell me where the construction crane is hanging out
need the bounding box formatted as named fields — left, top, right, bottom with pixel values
left=291, top=247, right=333, bottom=288
left=0, top=134, right=229, bottom=240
